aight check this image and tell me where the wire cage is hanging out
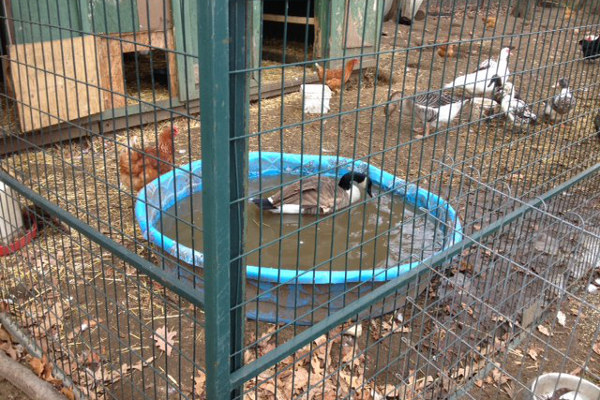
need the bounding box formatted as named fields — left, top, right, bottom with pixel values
left=0, top=0, right=599, bottom=399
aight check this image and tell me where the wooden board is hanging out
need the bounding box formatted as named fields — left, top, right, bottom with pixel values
left=9, top=35, right=104, bottom=132
left=97, top=29, right=178, bottom=109
left=138, top=0, right=173, bottom=31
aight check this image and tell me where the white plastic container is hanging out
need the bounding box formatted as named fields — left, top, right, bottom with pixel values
left=530, top=373, right=600, bottom=400
left=300, top=84, right=332, bottom=114
left=0, top=181, right=24, bottom=245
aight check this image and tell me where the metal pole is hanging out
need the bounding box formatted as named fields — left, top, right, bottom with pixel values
left=197, top=0, right=247, bottom=398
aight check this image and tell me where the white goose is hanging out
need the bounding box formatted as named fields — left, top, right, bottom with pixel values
left=251, top=172, right=373, bottom=215
left=444, top=47, right=511, bottom=97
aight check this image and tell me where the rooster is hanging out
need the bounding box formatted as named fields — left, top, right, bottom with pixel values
left=119, top=126, right=179, bottom=193
left=314, top=59, right=359, bottom=92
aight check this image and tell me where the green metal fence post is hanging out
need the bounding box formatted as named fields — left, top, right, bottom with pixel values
left=197, top=0, right=247, bottom=398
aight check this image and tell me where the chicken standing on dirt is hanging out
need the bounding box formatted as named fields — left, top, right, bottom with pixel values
left=119, top=126, right=179, bottom=193
left=482, top=16, right=496, bottom=29
left=437, top=44, right=457, bottom=58
left=315, top=59, right=359, bottom=92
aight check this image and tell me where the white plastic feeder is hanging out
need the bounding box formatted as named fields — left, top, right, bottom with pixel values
left=300, top=84, right=332, bottom=114
left=0, top=181, right=24, bottom=245
left=530, top=373, right=600, bottom=400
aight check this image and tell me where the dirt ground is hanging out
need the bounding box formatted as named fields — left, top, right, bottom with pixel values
left=471, top=292, right=600, bottom=399
left=0, top=2, right=599, bottom=400
left=0, top=379, right=30, bottom=400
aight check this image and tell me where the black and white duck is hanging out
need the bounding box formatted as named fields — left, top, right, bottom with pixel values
left=251, top=172, right=373, bottom=215
left=543, top=78, right=576, bottom=123
left=497, top=81, right=538, bottom=131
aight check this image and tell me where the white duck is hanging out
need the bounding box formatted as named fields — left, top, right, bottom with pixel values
left=251, top=172, right=373, bottom=215
left=404, top=90, right=471, bottom=137
left=444, top=47, right=512, bottom=97
left=543, top=78, right=576, bottom=123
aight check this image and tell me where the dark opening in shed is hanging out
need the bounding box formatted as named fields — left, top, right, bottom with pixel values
left=123, top=49, right=172, bottom=105
left=262, top=0, right=315, bottom=64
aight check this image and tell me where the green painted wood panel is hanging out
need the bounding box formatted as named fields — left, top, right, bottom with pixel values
left=171, top=0, right=198, bottom=101
left=324, top=0, right=383, bottom=67
left=11, top=0, right=82, bottom=44
left=89, top=0, right=138, bottom=35
left=11, top=0, right=139, bottom=44
left=249, top=0, right=261, bottom=87
left=315, top=0, right=383, bottom=67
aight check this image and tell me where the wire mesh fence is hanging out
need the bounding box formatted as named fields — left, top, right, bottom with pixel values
left=0, top=0, right=599, bottom=399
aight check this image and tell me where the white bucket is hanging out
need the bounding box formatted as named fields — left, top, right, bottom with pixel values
left=300, top=84, right=332, bottom=114
left=0, top=181, right=24, bottom=245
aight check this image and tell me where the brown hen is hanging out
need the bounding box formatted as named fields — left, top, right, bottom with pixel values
left=437, top=44, right=457, bottom=58
left=315, top=59, right=359, bottom=92
left=119, top=126, right=179, bottom=193
left=482, top=16, right=496, bottom=29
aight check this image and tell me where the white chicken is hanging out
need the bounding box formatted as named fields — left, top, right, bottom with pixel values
left=444, top=47, right=512, bottom=97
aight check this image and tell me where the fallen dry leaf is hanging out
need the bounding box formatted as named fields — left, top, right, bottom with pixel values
left=0, top=326, right=12, bottom=343
left=527, top=346, right=543, bottom=361
left=570, top=308, right=580, bottom=316
left=593, top=342, right=600, bottom=356
left=292, top=367, right=310, bottom=392
left=310, top=353, right=323, bottom=376
left=0, top=342, right=18, bottom=360
left=537, top=325, right=552, bottom=337
left=61, top=387, right=75, bottom=400
left=85, top=352, right=101, bottom=366
left=153, top=326, right=177, bottom=356
left=30, top=356, right=46, bottom=376
left=194, top=369, right=206, bottom=397
left=474, top=379, right=484, bottom=388
left=89, top=365, right=122, bottom=384
left=378, top=383, right=398, bottom=397
left=491, top=368, right=510, bottom=385
left=131, top=356, right=155, bottom=372
left=42, top=305, right=65, bottom=331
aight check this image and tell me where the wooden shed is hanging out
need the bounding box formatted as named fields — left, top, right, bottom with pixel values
left=0, top=0, right=384, bottom=138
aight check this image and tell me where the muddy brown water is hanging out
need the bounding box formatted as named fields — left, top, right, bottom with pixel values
left=159, top=175, right=446, bottom=272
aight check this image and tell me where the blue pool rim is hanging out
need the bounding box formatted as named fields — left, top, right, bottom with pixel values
left=135, top=152, right=463, bottom=285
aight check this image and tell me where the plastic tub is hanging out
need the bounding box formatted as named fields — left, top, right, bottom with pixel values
left=136, top=152, right=463, bottom=324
